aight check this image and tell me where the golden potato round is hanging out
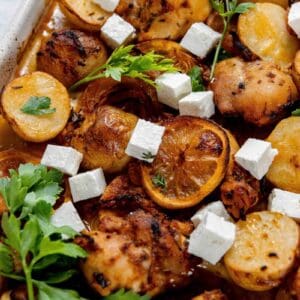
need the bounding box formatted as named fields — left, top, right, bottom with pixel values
left=37, top=30, right=108, bottom=88
left=210, top=58, right=298, bottom=126
left=238, top=3, right=300, bottom=67
left=239, top=0, right=288, bottom=8
left=266, top=117, right=300, bottom=193
left=59, top=0, right=110, bottom=31
left=224, top=211, right=299, bottom=291
left=1, top=72, right=71, bottom=142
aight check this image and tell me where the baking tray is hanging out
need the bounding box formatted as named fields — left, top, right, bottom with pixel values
left=0, top=0, right=46, bottom=91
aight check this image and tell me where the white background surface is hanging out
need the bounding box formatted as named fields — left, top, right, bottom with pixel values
left=0, top=0, right=23, bottom=39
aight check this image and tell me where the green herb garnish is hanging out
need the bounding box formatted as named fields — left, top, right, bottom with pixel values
left=209, top=0, right=255, bottom=80
left=188, top=66, right=205, bottom=92
left=0, top=164, right=87, bottom=300
left=142, top=151, right=156, bottom=160
left=70, top=45, right=178, bottom=91
left=104, top=288, right=150, bottom=300
left=152, top=174, right=166, bottom=190
left=292, top=108, right=300, bottom=116
left=21, top=96, right=56, bottom=116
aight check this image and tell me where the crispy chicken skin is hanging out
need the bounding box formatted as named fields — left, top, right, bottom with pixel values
left=37, top=29, right=107, bottom=87
left=192, top=289, right=228, bottom=300
left=210, top=58, right=298, bottom=126
left=76, top=176, right=192, bottom=297
left=116, top=0, right=211, bottom=41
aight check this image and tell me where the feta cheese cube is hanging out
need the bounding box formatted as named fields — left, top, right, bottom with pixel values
left=179, top=91, right=215, bottom=118
left=180, top=23, right=222, bottom=59
left=101, top=14, right=136, bottom=49
left=69, top=169, right=106, bottom=203
left=51, top=201, right=86, bottom=233
left=93, top=0, right=120, bottom=12
left=125, top=119, right=165, bottom=163
left=268, top=188, right=300, bottom=222
left=191, top=201, right=231, bottom=227
left=188, top=212, right=236, bottom=265
left=234, top=138, right=278, bottom=180
left=288, top=3, right=300, bottom=38
left=41, top=144, right=83, bottom=176
left=155, top=72, right=192, bottom=109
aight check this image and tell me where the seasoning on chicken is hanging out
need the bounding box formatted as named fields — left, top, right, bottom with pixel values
left=76, top=175, right=193, bottom=297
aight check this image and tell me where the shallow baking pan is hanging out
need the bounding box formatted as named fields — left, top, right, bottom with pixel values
left=0, top=0, right=46, bottom=91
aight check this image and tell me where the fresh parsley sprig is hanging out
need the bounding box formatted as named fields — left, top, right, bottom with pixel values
left=21, top=96, right=56, bottom=116
left=188, top=66, right=205, bottom=92
left=152, top=173, right=166, bottom=190
left=292, top=108, right=300, bottom=116
left=0, top=164, right=87, bottom=300
left=70, top=45, right=178, bottom=91
left=209, top=0, right=255, bottom=80
left=104, top=288, right=150, bottom=300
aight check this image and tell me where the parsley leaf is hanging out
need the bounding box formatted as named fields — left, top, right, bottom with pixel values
left=21, top=96, right=56, bottom=116
left=152, top=174, right=166, bottom=190
left=188, top=66, right=205, bottom=92
left=209, top=0, right=255, bottom=80
left=0, top=243, right=14, bottom=273
left=292, top=108, right=300, bottom=116
left=142, top=151, right=156, bottom=160
left=104, top=288, right=150, bottom=300
left=70, top=45, right=178, bottom=91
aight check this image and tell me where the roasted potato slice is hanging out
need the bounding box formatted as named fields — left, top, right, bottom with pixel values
left=211, top=58, right=298, bottom=126
left=37, top=30, right=107, bottom=87
left=192, top=290, right=228, bottom=300
left=266, top=117, right=300, bottom=193
left=238, top=3, right=300, bottom=67
left=292, top=50, right=300, bottom=92
left=224, top=211, right=299, bottom=291
left=116, top=0, right=211, bottom=41
left=136, top=40, right=198, bottom=73
left=239, top=0, right=288, bottom=8
left=1, top=72, right=71, bottom=142
left=59, top=0, right=110, bottom=31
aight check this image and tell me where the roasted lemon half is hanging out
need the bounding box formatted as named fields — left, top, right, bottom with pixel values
left=141, top=117, right=230, bottom=209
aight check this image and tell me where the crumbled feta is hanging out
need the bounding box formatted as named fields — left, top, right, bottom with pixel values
left=101, top=14, right=136, bottom=49
left=180, top=23, right=222, bottom=59
left=234, top=138, right=278, bottom=180
left=93, top=0, right=120, bottom=12
left=191, top=201, right=231, bottom=227
left=41, top=144, right=83, bottom=176
left=179, top=91, right=215, bottom=118
left=288, top=3, right=300, bottom=38
left=188, top=212, right=236, bottom=265
left=268, top=188, right=300, bottom=222
left=155, top=72, right=192, bottom=109
left=125, top=119, right=165, bottom=163
left=69, top=169, right=107, bottom=203
left=51, top=201, right=86, bottom=233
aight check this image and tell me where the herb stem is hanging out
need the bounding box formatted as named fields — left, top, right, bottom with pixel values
left=22, top=259, right=34, bottom=300
left=210, top=19, right=228, bottom=81
left=0, top=272, right=24, bottom=281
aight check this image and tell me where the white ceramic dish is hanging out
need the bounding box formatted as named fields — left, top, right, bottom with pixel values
left=0, top=0, right=46, bottom=91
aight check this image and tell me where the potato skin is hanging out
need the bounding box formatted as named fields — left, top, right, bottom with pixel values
left=1, top=72, right=71, bottom=142
left=37, top=30, right=107, bottom=87
left=211, top=57, right=298, bottom=126
left=267, top=117, right=300, bottom=193
left=224, top=211, right=299, bottom=291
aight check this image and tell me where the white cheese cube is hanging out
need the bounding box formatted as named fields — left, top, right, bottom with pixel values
left=69, top=169, right=106, bottom=203
left=188, top=212, right=236, bottom=265
left=179, top=91, right=215, bottom=118
left=180, top=23, right=222, bottom=59
left=234, top=138, right=278, bottom=180
left=93, top=0, right=120, bottom=12
left=125, top=119, right=165, bottom=163
left=268, top=188, right=300, bottom=222
left=288, top=3, right=300, bottom=38
left=41, top=144, right=83, bottom=176
left=101, top=14, right=136, bottom=49
left=155, top=72, right=192, bottom=109
left=51, top=201, right=86, bottom=233
left=191, top=201, right=231, bottom=227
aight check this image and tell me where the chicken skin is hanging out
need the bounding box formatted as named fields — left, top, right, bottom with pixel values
left=76, top=176, right=193, bottom=297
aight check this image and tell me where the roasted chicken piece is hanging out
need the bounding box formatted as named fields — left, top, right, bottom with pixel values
left=76, top=175, right=193, bottom=297
left=220, top=132, right=260, bottom=219
left=37, top=29, right=107, bottom=87
left=192, top=289, right=228, bottom=300
left=210, top=57, right=298, bottom=126
left=116, top=0, right=211, bottom=41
